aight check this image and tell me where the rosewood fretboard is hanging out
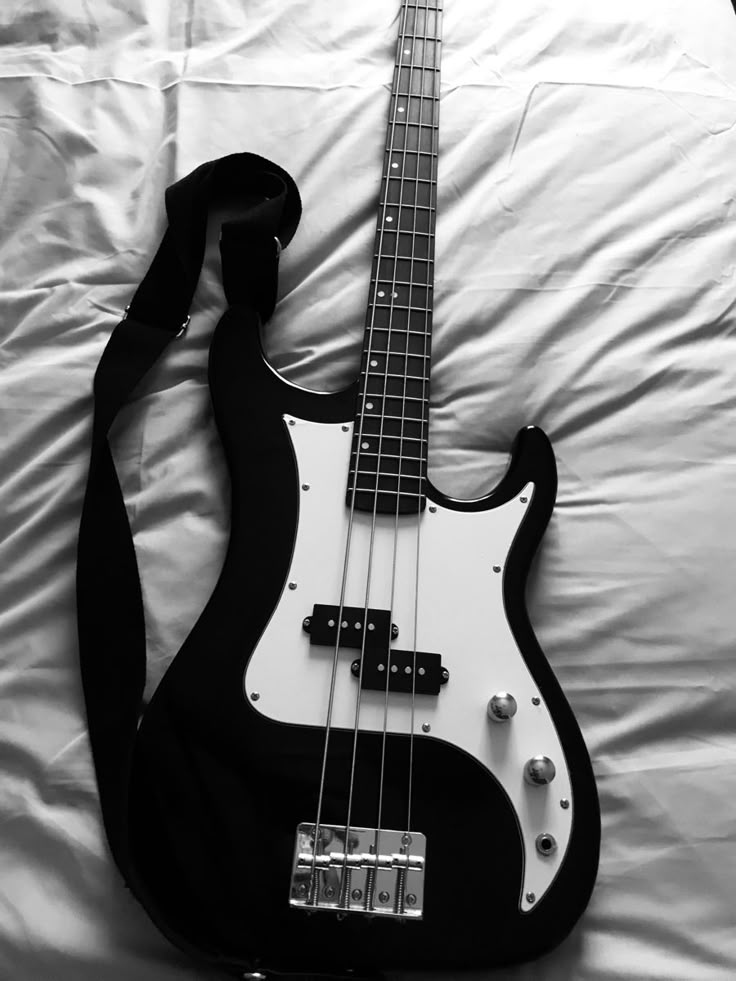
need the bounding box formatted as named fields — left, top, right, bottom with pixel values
left=348, top=0, right=442, bottom=516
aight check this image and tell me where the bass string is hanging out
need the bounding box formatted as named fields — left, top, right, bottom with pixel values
left=340, top=0, right=426, bottom=873
left=405, top=0, right=441, bottom=839
left=375, top=0, right=439, bottom=852
left=308, top=0, right=419, bottom=899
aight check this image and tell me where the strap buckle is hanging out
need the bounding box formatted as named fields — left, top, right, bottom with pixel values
left=122, top=304, right=190, bottom=339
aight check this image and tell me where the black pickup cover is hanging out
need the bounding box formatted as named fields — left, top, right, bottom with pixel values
left=354, top=649, right=445, bottom=696
left=306, top=605, right=391, bottom=649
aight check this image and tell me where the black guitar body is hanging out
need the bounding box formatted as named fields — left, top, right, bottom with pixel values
left=129, top=309, right=600, bottom=976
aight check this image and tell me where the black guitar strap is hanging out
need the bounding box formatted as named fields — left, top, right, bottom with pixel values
left=76, top=152, right=342, bottom=978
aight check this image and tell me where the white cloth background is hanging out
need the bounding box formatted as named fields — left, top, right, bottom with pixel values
left=2, top=1, right=736, bottom=978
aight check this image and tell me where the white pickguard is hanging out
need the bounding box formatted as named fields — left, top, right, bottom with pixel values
left=244, top=416, right=573, bottom=910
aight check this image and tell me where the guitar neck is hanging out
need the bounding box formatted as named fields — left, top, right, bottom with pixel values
left=349, top=0, right=443, bottom=516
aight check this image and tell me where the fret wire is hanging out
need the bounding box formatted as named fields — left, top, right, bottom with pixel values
left=351, top=471, right=424, bottom=482
left=355, top=434, right=428, bottom=446
left=395, top=37, right=442, bottom=46
left=387, top=122, right=439, bottom=130
left=384, top=148, right=437, bottom=156
left=360, top=452, right=426, bottom=464
left=374, top=230, right=435, bottom=238
left=383, top=176, right=436, bottom=185
left=372, top=263, right=434, bottom=271
left=365, top=372, right=429, bottom=382
left=383, top=203, right=435, bottom=212
left=362, top=409, right=428, bottom=421
left=362, top=350, right=431, bottom=360
left=371, top=303, right=431, bottom=312
left=350, top=488, right=425, bottom=499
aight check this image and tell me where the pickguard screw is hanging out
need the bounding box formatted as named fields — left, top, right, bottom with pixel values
left=520, top=496, right=528, bottom=503
left=302, top=617, right=311, bottom=631
left=351, top=888, right=363, bottom=901
left=391, top=624, right=399, bottom=639
left=250, top=692, right=260, bottom=701
left=493, top=565, right=501, bottom=573
left=378, top=890, right=390, bottom=904
left=342, top=424, right=350, bottom=432
left=526, top=892, right=536, bottom=904
left=560, top=798, right=570, bottom=810
left=429, top=505, right=437, bottom=513
left=441, top=668, right=449, bottom=681
left=288, top=581, right=297, bottom=590
left=532, top=696, right=541, bottom=706
left=302, top=483, right=310, bottom=491
left=401, top=834, right=412, bottom=846
left=289, top=419, right=296, bottom=426
left=406, top=893, right=417, bottom=906
left=422, top=722, right=431, bottom=733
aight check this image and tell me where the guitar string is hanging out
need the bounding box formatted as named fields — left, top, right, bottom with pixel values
left=406, top=0, right=441, bottom=838
left=309, top=0, right=416, bottom=904
left=306, top=3, right=412, bottom=886
left=339, top=0, right=423, bottom=891
left=375, top=0, right=437, bottom=860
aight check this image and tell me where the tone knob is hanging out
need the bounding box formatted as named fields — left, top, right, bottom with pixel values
left=487, top=692, right=517, bottom=722
left=524, top=755, right=556, bottom=786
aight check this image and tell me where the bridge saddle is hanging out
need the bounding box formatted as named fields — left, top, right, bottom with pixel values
left=289, top=823, right=426, bottom=920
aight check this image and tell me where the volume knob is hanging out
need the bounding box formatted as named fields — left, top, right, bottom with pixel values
left=487, top=692, right=517, bottom=722
left=524, top=755, right=556, bottom=786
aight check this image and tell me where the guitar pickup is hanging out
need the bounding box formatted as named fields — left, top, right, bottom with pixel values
left=351, top=649, right=448, bottom=696
left=303, top=605, right=393, bottom=649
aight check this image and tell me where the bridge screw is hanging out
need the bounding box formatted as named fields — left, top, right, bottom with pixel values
left=406, top=894, right=417, bottom=906
left=351, top=888, right=363, bottom=901
left=378, top=891, right=390, bottom=904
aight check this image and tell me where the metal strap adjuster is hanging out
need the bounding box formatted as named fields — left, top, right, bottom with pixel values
left=122, top=304, right=190, bottom=339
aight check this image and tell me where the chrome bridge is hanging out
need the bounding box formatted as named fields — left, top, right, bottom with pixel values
left=289, top=823, right=426, bottom=920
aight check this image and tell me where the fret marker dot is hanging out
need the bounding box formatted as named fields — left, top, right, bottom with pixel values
left=377, top=290, right=385, bottom=297
left=370, top=359, right=378, bottom=367
left=366, top=402, right=374, bottom=410
left=404, top=48, right=410, bottom=55
left=362, top=441, right=370, bottom=449
left=392, top=162, right=399, bottom=169
left=386, top=216, right=393, bottom=223
left=398, top=107, right=405, bottom=113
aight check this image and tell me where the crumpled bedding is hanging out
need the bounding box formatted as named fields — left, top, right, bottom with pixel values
left=2, top=1, right=736, bottom=978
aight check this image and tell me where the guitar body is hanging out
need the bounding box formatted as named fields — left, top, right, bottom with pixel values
left=130, top=311, right=599, bottom=975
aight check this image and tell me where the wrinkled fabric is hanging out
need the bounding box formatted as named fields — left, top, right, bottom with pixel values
left=2, top=1, right=736, bottom=978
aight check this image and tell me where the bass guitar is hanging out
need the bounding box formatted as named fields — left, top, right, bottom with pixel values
left=133, top=0, right=600, bottom=974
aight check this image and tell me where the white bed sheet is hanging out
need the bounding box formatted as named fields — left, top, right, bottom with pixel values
left=2, top=1, right=736, bottom=978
